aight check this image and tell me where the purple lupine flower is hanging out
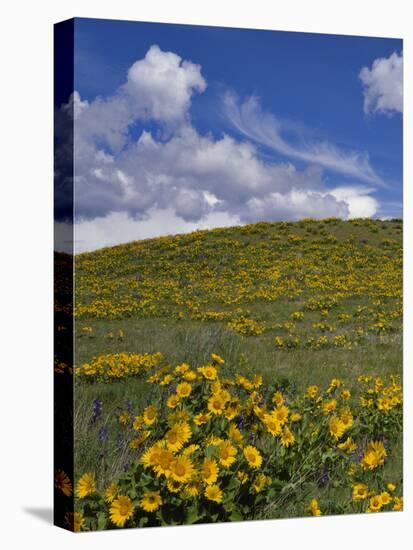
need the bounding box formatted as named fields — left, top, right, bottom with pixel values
left=98, top=426, right=108, bottom=443
left=319, top=470, right=330, bottom=486
left=353, top=448, right=363, bottom=464
left=90, top=398, right=103, bottom=425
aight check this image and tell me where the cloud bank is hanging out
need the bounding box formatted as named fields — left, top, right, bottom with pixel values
left=359, top=52, right=403, bottom=115
left=55, top=44, right=385, bottom=252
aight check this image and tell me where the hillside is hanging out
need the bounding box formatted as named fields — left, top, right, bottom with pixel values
left=74, top=217, right=402, bottom=388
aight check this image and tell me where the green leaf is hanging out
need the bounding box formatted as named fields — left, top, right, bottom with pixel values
left=271, top=478, right=284, bottom=491
left=139, top=516, right=149, bottom=528
left=226, top=477, right=240, bottom=492
left=97, top=512, right=107, bottom=530
left=205, top=446, right=216, bottom=459
left=229, top=509, right=243, bottom=522
left=186, top=504, right=201, bottom=524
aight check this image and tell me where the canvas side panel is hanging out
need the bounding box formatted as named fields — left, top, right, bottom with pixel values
left=54, top=18, right=75, bottom=531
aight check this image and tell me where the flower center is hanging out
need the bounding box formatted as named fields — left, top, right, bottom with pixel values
left=159, top=453, right=171, bottom=468
left=119, top=504, right=129, bottom=516
left=169, top=431, right=178, bottom=443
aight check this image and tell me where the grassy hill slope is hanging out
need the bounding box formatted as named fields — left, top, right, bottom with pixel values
left=74, top=217, right=402, bottom=389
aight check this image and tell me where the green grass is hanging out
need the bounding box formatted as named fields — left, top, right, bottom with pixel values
left=75, top=317, right=402, bottom=390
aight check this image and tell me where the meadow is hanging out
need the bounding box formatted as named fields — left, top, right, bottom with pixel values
left=55, top=217, right=403, bottom=530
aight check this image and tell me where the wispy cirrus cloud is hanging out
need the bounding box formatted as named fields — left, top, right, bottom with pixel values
left=224, top=93, right=385, bottom=187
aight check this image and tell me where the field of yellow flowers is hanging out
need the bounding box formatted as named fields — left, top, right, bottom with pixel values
left=55, top=218, right=403, bottom=530
left=73, top=218, right=401, bottom=379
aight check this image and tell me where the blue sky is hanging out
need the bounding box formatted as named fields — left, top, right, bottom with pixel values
left=58, top=17, right=403, bottom=251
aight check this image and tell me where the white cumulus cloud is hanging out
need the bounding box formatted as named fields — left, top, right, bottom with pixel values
left=359, top=52, right=403, bottom=115
left=126, top=44, right=207, bottom=123
left=72, top=44, right=206, bottom=152
left=327, top=186, right=379, bottom=219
